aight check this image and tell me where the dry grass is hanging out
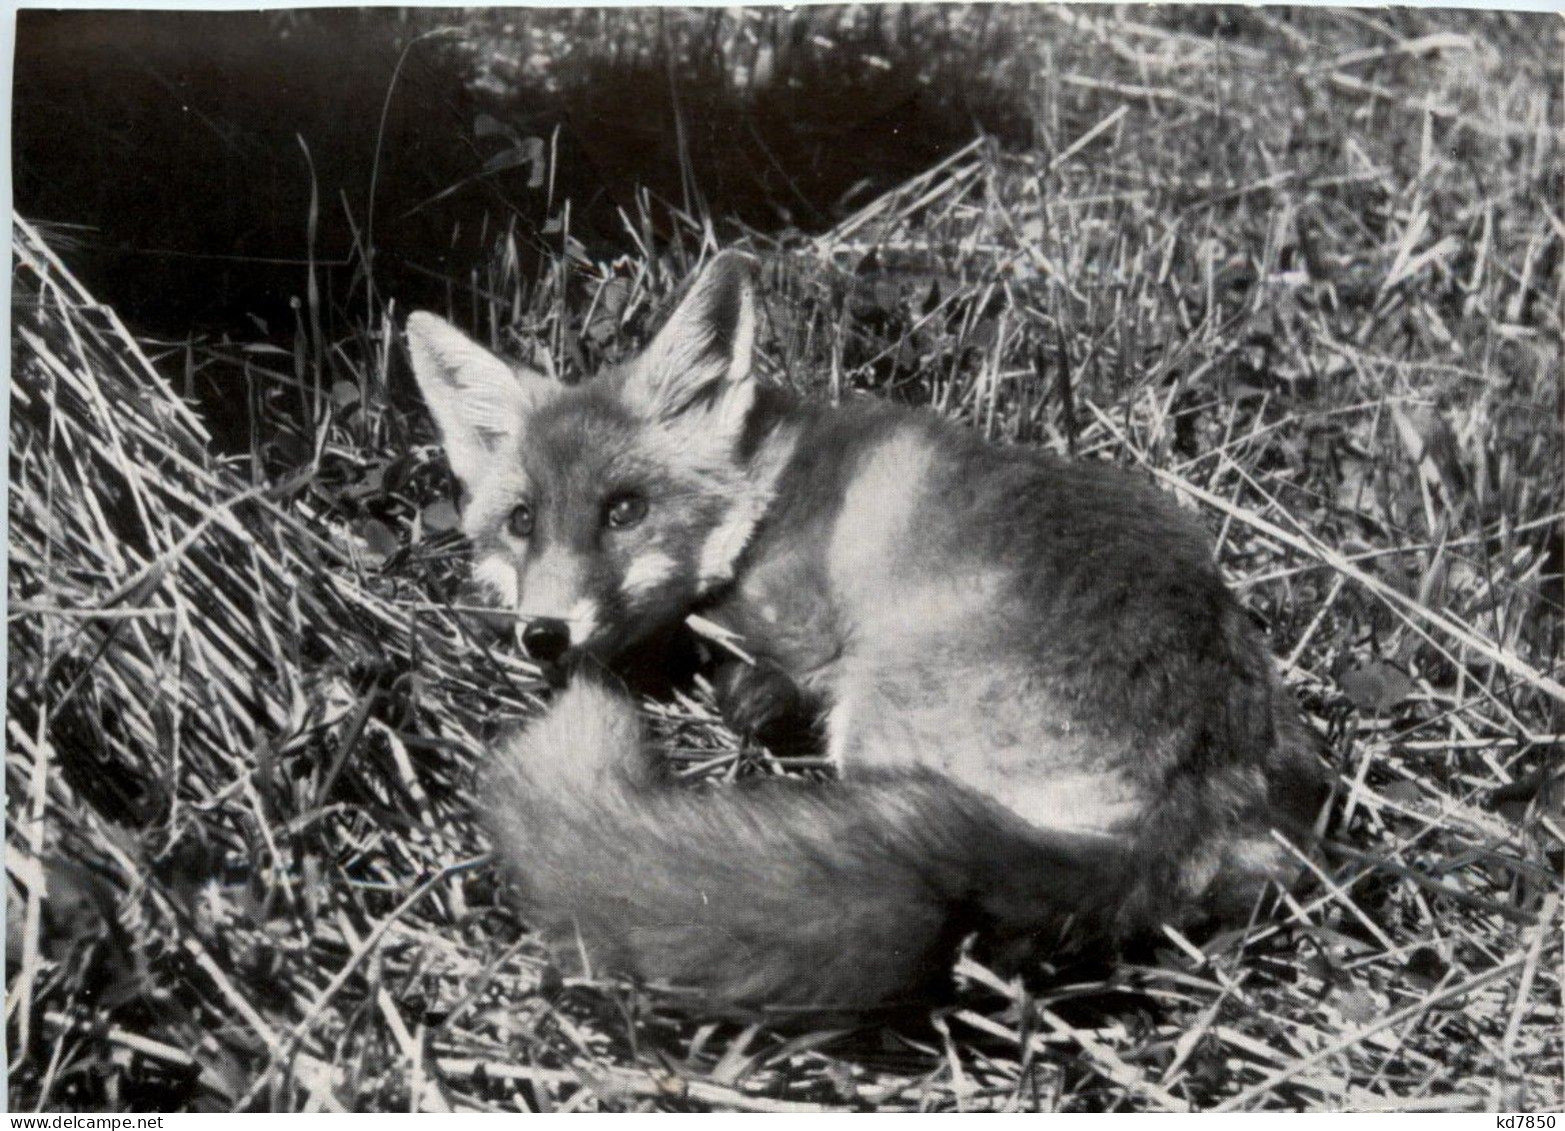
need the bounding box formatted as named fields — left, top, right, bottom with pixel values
left=8, top=5, right=1562, bottom=1113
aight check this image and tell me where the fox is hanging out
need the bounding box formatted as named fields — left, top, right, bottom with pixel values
left=405, top=251, right=1330, bottom=1015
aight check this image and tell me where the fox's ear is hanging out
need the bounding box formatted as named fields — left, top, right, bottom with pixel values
left=405, top=312, right=549, bottom=492
left=624, top=251, right=756, bottom=425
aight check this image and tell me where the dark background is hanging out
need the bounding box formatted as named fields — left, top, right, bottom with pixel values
left=13, top=7, right=1036, bottom=339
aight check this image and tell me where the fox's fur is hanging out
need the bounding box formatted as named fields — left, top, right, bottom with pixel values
left=406, top=252, right=1329, bottom=1015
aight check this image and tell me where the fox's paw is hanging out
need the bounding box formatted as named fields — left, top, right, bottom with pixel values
left=712, top=658, right=822, bottom=757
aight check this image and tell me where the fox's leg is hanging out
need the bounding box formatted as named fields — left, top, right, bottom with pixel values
left=1198, top=681, right=1332, bottom=920
left=1266, top=678, right=1333, bottom=837
left=711, top=656, right=824, bottom=758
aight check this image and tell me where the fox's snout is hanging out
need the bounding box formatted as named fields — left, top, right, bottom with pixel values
left=468, top=547, right=607, bottom=663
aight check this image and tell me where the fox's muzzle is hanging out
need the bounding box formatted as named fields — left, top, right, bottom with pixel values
left=513, top=547, right=601, bottom=662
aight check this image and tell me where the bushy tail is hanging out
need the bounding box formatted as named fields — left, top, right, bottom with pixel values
left=481, top=681, right=1136, bottom=1016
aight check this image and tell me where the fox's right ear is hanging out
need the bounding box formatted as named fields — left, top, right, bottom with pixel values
left=624, top=251, right=757, bottom=423
left=405, top=312, right=549, bottom=492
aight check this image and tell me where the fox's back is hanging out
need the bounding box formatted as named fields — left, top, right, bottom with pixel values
left=711, top=393, right=1320, bottom=910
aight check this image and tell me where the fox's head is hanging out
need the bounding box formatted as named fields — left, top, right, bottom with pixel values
left=406, top=252, right=769, bottom=667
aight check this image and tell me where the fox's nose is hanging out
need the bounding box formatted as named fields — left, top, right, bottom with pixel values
left=521, top=618, right=572, bottom=664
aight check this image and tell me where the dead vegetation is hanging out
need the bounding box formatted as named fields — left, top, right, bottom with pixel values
left=7, top=5, right=1562, bottom=1113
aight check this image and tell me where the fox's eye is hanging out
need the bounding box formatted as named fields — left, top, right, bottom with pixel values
left=606, top=494, right=648, bottom=530
left=508, top=503, right=534, bottom=538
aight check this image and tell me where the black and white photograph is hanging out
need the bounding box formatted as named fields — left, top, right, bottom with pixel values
left=7, top=2, right=1562, bottom=1113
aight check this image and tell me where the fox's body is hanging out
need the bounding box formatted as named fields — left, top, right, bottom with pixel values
left=407, top=253, right=1328, bottom=1014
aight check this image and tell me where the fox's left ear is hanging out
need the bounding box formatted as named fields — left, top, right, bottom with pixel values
left=624, top=251, right=757, bottom=434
